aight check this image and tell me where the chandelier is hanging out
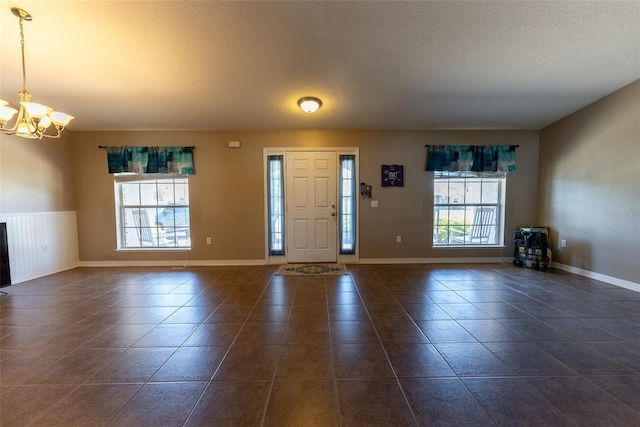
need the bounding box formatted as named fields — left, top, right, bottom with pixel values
left=0, top=7, right=74, bottom=139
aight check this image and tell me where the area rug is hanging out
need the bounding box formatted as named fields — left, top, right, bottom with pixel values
left=276, top=263, right=347, bottom=276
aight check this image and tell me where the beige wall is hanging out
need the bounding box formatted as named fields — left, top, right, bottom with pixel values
left=0, top=132, right=75, bottom=213
left=4, top=83, right=636, bottom=281
left=538, top=80, right=640, bottom=283
left=71, top=130, right=539, bottom=263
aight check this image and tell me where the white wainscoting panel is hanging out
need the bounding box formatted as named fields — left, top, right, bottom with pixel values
left=0, top=211, right=79, bottom=284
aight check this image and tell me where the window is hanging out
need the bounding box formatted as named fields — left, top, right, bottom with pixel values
left=267, top=155, right=285, bottom=255
left=115, top=175, right=191, bottom=249
left=433, top=172, right=505, bottom=247
left=339, top=155, right=356, bottom=254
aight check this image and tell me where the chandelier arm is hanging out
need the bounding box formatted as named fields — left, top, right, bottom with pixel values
left=39, top=132, right=61, bottom=139
left=39, top=122, right=63, bottom=138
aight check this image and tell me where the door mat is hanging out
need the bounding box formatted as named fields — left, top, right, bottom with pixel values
left=276, top=264, right=347, bottom=276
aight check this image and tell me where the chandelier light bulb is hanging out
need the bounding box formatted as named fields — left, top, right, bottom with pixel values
left=50, top=111, right=75, bottom=127
left=38, top=116, right=52, bottom=131
left=0, top=105, right=18, bottom=123
left=21, top=102, right=53, bottom=119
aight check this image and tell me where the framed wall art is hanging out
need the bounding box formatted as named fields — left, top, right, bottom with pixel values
left=381, top=164, right=404, bottom=187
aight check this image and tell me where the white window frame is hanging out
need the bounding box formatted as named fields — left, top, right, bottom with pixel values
left=114, top=174, right=191, bottom=250
left=433, top=171, right=506, bottom=248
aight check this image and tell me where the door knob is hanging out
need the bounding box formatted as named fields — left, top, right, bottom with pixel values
left=331, top=212, right=336, bottom=217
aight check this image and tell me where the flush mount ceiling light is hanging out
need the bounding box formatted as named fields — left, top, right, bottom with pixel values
left=0, top=7, right=74, bottom=139
left=297, top=97, right=322, bottom=113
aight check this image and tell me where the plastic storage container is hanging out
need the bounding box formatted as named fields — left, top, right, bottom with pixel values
left=513, top=226, right=551, bottom=271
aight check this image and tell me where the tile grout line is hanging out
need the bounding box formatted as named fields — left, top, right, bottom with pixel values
left=181, top=269, right=274, bottom=426
left=355, top=268, right=421, bottom=427
left=256, top=274, right=297, bottom=427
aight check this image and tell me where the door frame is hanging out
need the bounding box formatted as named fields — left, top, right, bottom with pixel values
left=263, top=147, right=359, bottom=265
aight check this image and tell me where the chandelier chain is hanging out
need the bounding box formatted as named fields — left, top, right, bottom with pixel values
left=19, top=14, right=28, bottom=91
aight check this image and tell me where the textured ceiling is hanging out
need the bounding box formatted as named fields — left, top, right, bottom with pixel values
left=1, top=1, right=638, bottom=131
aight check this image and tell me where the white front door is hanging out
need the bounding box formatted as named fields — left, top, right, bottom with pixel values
left=286, top=151, right=338, bottom=263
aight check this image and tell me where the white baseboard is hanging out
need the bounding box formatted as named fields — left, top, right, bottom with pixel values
left=553, top=263, right=640, bottom=293
left=9, top=265, right=79, bottom=284
left=78, top=257, right=512, bottom=269
left=358, top=257, right=513, bottom=264
left=78, top=259, right=266, bottom=268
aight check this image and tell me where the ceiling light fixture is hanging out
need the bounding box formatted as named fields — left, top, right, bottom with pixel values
left=0, top=7, right=74, bottom=139
left=298, top=97, right=322, bottom=113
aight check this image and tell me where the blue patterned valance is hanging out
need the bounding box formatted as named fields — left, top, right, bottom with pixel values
left=104, top=146, right=195, bottom=174
left=426, top=145, right=517, bottom=173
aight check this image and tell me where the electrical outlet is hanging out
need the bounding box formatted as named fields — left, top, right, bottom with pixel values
left=560, top=239, right=567, bottom=248
left=396, top=235, right=401, bottom=243
left=206, top=237, right=212, bottom=244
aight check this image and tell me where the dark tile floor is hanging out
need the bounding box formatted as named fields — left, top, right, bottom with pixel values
left=1, top=263, right=639, bottom=426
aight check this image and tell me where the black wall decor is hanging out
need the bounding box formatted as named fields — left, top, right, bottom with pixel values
left=381, top=164, right=404, bottom=187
